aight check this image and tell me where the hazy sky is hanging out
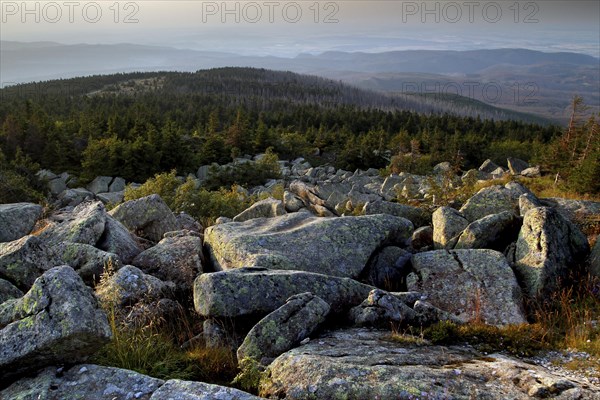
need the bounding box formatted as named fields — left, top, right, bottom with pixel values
left=2, top=1, right=599, bottom=56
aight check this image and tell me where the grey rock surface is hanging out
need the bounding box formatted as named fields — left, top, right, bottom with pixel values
left=0, top=235, right=57, bottom=291
left=51, top=242, right=122, bottom=284
left=39, top=201, right=107, bottom=246
left=233, top=197, right=286, bottom=222
left=1, top=364, right=163, bottom=400
left=0, top=266, right=112, bottom=380
left=97, top=215, right=144, bottom=265
left=362, top=246, right=411, bottom=290
left=0, top=278, right=23, bottom=304
left=109, top=194, right=179, bottom=243
left=204, top=212, right=413, bottom=279
left=348, top=289, right=417, bottom=328
left=132, top=234, right=203, bottom=291
left=260, top=328, right=599, bottom=400
left=408, top=249, right=526, bottom=325
left=150, top=379, right=263, bottom=400
left=459, top=182, right=530, bottom=222
left=194, top=268, right=374, bottom=318
left=237, top=292, right=329, bottom=364
left=96, top=265, right=175, bottom=308
left=432, top=206, right=468, bottom=249
left=514, top=207, right=590, bottom=298
left=454, top=211, right=522, bottom=251
left=0, top=203, right=43, bottom=243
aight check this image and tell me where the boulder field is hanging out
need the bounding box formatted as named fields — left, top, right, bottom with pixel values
left=1, top=158, right=599, bottom=398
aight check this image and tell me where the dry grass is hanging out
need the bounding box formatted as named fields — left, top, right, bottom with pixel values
left=92, top=261, right=239, bottom=383
left=534, top=276, right=600, bottom=357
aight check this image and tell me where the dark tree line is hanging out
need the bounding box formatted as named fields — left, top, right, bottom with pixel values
left=0, top=68, right=566, bottom=186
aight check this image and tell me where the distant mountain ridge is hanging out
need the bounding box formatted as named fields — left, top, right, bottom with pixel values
left=2, top=41, right=598, bottom=123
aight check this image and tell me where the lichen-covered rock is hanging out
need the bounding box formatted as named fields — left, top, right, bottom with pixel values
left=260, top=329, right=600, bottom=400
left=459, top=182, right=530, bottom=222
left=204, top=213, right=413, bottom=279
left=408, top=249, right=526, bottom=325
left=432, top=206, right=468, bottom=249
left=514, top=207, right=590, bottom=298
left=132, top=234, right=203, bottom=291
left=0, top=266, right=112, bottom=381
left=233, top=197, right=286, bottom=222
left=0, top=235, right=57, bottom=291
left=150, top=379, right=263, bottom=400
left=362, top=200, right=430, bottom=228
left=96, top=265, right=175, bottom=308
left=454, top=211, right=522, bottom=251
left=0, top=278, right=23, bottom=304
left=362, top=246, right=411, bottom=290
left=348, top=289, right=417, bottom=328
left=194, top=268, right=374, bottom=318
left=97, top=215, right=143, bottom=265
left=0, top=203, right=43, bottom=243
left=109, top=194, right=179, bottom=243
left=1, top=364, right=163, bottom=400
left=51, top=242, right=122, bottom=285
left=237, top=292, right=329, bottom=364
left=39, top=201, right=107, bottom=246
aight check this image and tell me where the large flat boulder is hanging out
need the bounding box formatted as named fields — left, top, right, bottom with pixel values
left=109, top=194, right=179, bottom=243
left=408, top=250, right=526, bottom=325
left=1, top=364, right=163, bottom=399
left=260, top=329, right=599, bottom=399
left=194, top=268, right=374, bottom=318
left=0, top=203, right=43, bottom=243
left=204, top=213, right=413, bottom=279
left=514, top=207, right=590, bottom=298
left=0, top=266, right=112, bottom=381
